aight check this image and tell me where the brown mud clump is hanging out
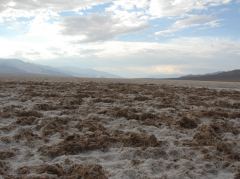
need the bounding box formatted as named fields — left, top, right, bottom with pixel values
left=0, top=160, right=9, bottom=175
left=118, top=132, right=160, bottom=147
left=234, top=169, right=240, bottom=179
left=0, top=150, right=15, bottom=160
left=68, top=164, right=107, bottom=179
left=14, top=128, right=40, bottom=142
left=15, top=116, right=37, bottom=126
left=41, top=117, right=69, bottom=137
left=40, top=131, right=160, bottom=158
left=39, top=133, right=111, bottom=158
left=16, top=163, right=107, bottom=179
left=178, top=116, right=198, bottom=129
left=15, top=110, right=43, bottom=118
left=193, top=124, right=220, bottom=146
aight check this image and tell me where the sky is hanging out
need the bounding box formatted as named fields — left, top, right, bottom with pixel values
left=0, top=0, right=240, bottom=78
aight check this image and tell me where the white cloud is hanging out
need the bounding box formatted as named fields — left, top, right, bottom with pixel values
left=148, top=0, right=232, bottom=17
left=61, top=13, right=148, bottom=42
left=104, top=0, right=232, bottom=38
left=0, top=0, right=110, bottom=22
left=149, top=0, right=196, bottom=18
left=87, top=37, right=240, bottom=60
left=107, top=0, right=148, bottom=11
left=108, top=0, right=233, bottom=18
left=1, top=34, right=239, bottom=77
left=155, top=15, right=221, bottom=36
left=0, top=0, right=110, bottom=12
left=1, top=36, right=240, bottom=60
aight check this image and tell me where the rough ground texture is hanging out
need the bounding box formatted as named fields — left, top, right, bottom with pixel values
left=0, top=77, right=240, bottom=179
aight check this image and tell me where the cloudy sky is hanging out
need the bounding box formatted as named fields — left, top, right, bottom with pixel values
left=0, top=0, right=240, bottom=77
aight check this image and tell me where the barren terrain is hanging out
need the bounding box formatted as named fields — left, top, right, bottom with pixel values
left=0, top=77, right=240, bottom=179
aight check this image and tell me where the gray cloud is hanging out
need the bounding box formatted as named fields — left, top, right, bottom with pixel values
left=61, top=14, right=148, bottom=42
left=0, top=0, right=110, bottom=12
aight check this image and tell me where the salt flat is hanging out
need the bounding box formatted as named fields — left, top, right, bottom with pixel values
left=0, top=76, right=240, bottom=179
left=1, top=75, right=240, bottom=90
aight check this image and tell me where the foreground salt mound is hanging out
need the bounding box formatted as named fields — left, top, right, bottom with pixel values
left=0, top=79, right=239, bottom=179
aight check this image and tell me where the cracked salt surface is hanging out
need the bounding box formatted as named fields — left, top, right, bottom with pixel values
left=0, top=77, right=239, bottom=178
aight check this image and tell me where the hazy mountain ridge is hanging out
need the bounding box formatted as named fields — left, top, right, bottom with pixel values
left=58, top=66, right=120, bottom=78
left=178, top=69, right=240, bottom=82
left=1, top=59, right=239, bottom=81
left=0, top=64, right=28, bottom=74
left=0, top=59, right=66, bottom=76
left=0, top=59, right=119, bottom=78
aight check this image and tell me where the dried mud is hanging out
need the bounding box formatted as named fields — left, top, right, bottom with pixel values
left=0, top=78, right=240, bottom=178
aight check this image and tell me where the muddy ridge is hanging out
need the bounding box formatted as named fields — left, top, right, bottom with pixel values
left=0, top=79, right=239, bottom=178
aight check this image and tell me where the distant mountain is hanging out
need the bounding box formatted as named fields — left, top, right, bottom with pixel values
left=147, top=74, right=180, bottom=79
left=178, top=69, right=240, bottom=82
left=59, top=66, right=120, bottom=78
left=0, top=59, right=66, bottom=76
left=0, top=64, right=28, bottom=74
left=0, top=59, right=119, bottom=78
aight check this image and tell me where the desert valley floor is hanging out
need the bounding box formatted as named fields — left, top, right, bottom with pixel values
left=0, top=77, right=240, bottom=179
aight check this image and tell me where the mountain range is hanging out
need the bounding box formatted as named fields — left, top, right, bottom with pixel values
left=0, top=59, right=239, bottom=81
left=0, top=59, right=119, bottom=78
left=177, top=70, right=240, bottom=82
